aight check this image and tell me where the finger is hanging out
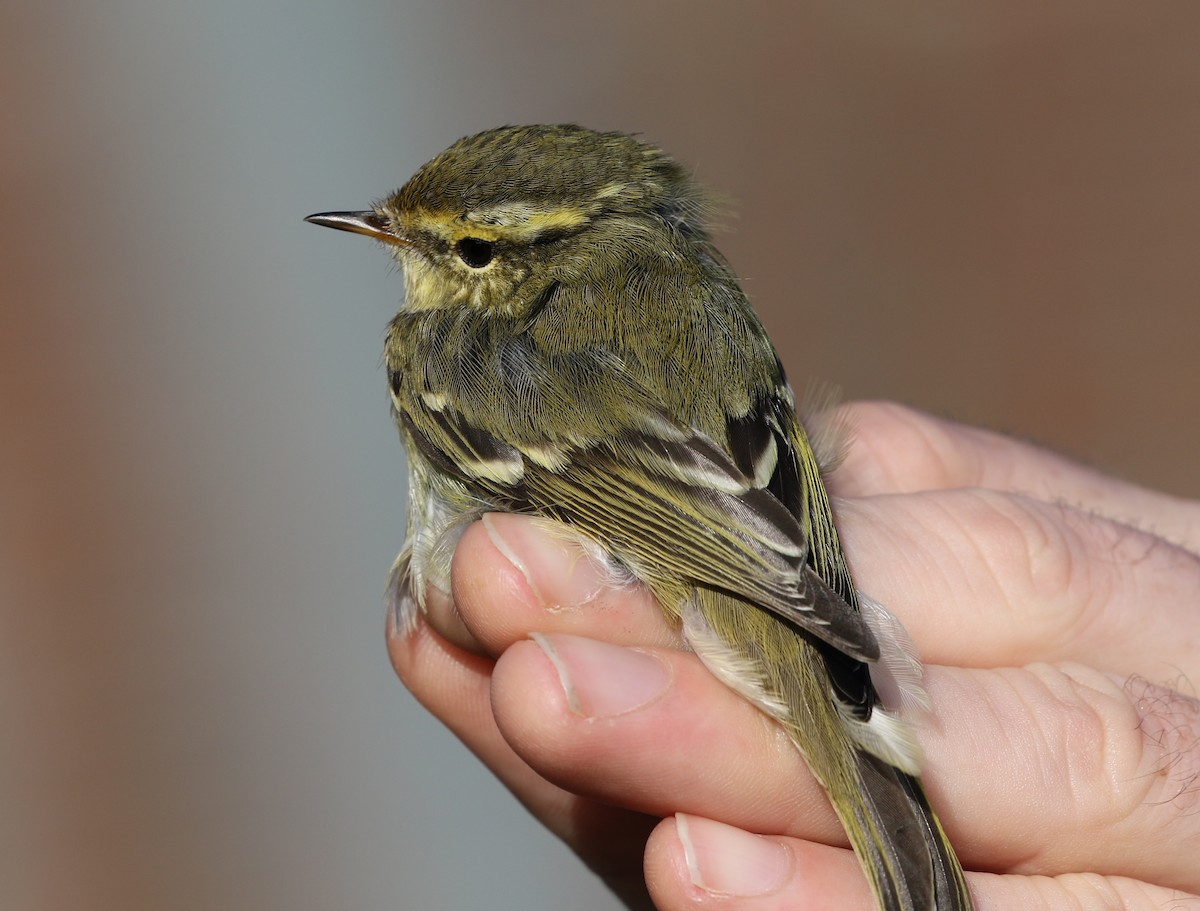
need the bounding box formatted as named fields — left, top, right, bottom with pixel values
left=836, top=488, right=1200, bottom=680
left=490, top=634, right=1200, bottom=889
left=827, top=402, right=1200, bottom=550
left=450, top=512, right=681, bottom=655
left=489, top=634, right=839, bottom=841
left=927, top=663, right=1200, bottom=894
left=450, top=447, right=1200, bottom=682
left=385, top=612, right=658, bottom=894
left=644, top=816, right=1193, bottom=911
left=645, top=815, right=873, bottom=910
left=462, top=494, right=1200, bottom=683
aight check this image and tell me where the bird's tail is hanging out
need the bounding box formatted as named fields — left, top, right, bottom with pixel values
left=839, top=748, right=973, bottom=911
left=683, top=591, right=973, bottom=911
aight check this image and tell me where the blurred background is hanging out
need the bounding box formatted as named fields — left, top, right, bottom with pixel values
left=3, top=2, right=1198, bottom=909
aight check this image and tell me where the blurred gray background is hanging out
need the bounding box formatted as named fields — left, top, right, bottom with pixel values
left=3, top=2, right=1198, bottom=909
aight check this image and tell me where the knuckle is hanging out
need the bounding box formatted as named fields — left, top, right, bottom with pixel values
left=841, top=401, right=947, bottom=475
left=1005, top=664, right=1142, bottom=827
left=1022, top=663, right=1200, bottom=841
left=962, top=492, right=1117, bottom=652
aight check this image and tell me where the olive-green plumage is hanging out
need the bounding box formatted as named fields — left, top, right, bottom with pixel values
left=307, top=124, right=973, bottom=911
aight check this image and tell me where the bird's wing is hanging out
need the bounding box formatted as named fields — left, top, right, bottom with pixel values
left=398, top=395, right=879, bottom=663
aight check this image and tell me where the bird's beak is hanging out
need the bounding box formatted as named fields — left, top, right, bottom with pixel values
left=304, top=210, right=410, bottom=246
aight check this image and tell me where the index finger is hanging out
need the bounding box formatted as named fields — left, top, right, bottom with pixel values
left=824, top=402, right=1200, bottom=550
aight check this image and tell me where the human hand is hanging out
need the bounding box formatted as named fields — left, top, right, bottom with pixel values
left=389, top=402, right=1200, bottom=910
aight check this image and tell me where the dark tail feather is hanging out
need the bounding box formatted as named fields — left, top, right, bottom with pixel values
left=684, top=590, right=972, bottom=910
left=846, top=752, right=973, bottom=911
left=893, top=764, right=972, bottom=911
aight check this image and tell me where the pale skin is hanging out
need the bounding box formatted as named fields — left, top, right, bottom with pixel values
left=388, top=401, right=1200, bottom=911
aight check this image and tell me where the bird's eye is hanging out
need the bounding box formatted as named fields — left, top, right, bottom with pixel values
left=455, top=237, right=496, bottom=269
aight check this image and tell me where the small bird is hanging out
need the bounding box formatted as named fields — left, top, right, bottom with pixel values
left=307, top=124, right=973, bottom=911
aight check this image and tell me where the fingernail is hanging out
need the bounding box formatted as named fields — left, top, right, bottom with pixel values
left=676, top=814, right=791, bottom=898
left=482, top=513, right=612, bottom=612
left=531, top=633, right=671, bottom=718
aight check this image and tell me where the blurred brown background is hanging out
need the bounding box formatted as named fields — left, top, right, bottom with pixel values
left=3, top=2, right=1198, bottom=910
